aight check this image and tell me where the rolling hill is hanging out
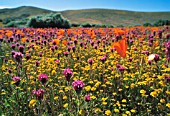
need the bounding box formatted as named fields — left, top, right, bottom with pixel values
left=0, top=6, right=170, bottom=26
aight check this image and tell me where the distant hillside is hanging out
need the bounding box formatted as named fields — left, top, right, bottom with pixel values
left=0, top=6, right=170, bottom=26
left=61, top=9, right=170, bottom=26
left=0, top=6, right=53, bottom=20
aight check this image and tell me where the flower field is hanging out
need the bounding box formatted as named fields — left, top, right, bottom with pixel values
left=0, top=26, right=170, bottom=116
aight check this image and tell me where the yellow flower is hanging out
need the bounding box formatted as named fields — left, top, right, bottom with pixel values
left=79, top=110, right=84, bottom=115
left=51, top=70, right=56, bottom=75
left=125, top=111, right=130, bottom=115
left=54, top=96, right=59, bottom=100
left=102, top=102, right=107, bottom=105
left=166, top=103, right=170, bottom=108
left=140, top=89, right=146, bottom=94
left=64, top=87, right=70, bottom=92
left=160, top=99, right=165, bottom=103
left=150, top=91, right=158, bottom=97
left=95, top=108, right=102, bottom=113
left=29, top=99, right=36, bottom=107
left=63, top=96, right=67, bottom=100
left=122, top=114, right=127, bottom=116
left=91, top=87, right=96, bottom=91
left=105, top=110, right=112, bottom=116
left=59, top=90, right=64, bottom=93
left=91, top=95, right=96, bottom=99
left=122, top=99, right=127, bottom=103
left=114, top=109, right=119, bottom=113
left=63, top=103, right=68, bottom=108
left=1, top=92, right=6, bottom=95
left=130, top=109, right=136, bottom=113
left=102, top=97, right=108, bottom=101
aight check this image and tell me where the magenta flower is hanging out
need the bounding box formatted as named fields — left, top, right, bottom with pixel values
left=84, top=94, right=91, bottom=102
left=38, top=74, right=48, bottom=84
left=72, top=80, right=84, bottom=94
left=64, top=51, right=69, bottom=57
left=18, top=45, right=24, bottom=53
left=88, top=58, right=94, bottom=65
left=154, top=54, right=159, bottom=62
left=63, top=68, right=73, bottom=81
left=12, top=76, right=20, bottom=86
left=116, top=64, right=126, bottom=72
left=100, top=56, right=107, bottom=63
left=13, top=51, right=23, bottom=62
left=32, top=89, right=45, bottom=100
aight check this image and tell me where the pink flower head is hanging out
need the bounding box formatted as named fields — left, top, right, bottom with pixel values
left=88, top=58, right=94, bottom=65
left=32, top=89, right=45, bottom=100
left=72, top=80, right=84, bottom=94
left=63, top=68, right=73, bottom=81
left=38, top=74, right=48, bottom=84
left=116, top=64, right=126, bottom=72
left=13, top=51, right=23, bottom=62
left=84, top=94, right=91, bottom=102
left=12, top=76, right=20, bottom=86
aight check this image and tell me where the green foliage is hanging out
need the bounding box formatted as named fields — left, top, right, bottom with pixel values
left=71, top=23, right=80, bottom=27
left=153, top=19, right=169, bottom=26
left=80, top=23, right=92, bottom=28
left=4, top=19, right=28, bottom=28
left=143, top=23, right=153, bottom=27
left=27, top=13, right=71, bottom=28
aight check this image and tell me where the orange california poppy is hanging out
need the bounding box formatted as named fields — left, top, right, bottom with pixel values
left=62, top=40, right=67, bottom=45
left=112, top=39, right=127, bottom=58
left=53, top=39, right=60, bottom=45
left=21, top=38, right=27, bottom=43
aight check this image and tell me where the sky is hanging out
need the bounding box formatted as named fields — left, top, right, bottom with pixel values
left=0, top=0, right=170, bottom=12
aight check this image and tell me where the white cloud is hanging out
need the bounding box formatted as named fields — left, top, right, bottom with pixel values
left=0, top=6, right=12, bottom=9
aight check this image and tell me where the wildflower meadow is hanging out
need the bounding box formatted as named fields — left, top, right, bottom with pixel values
left=0, top=26, right=170, bottom=116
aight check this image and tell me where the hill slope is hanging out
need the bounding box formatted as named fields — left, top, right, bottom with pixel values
left=0, top=6, right=170, bottom=26
left=0, top=6, right=53, bottom=20
left=61, top=9, right=170, bottom=26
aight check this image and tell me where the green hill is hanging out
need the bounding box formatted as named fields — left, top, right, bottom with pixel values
left=0, top=6, right=53, bottom=20
left=0, top=6, right=170, bottom=26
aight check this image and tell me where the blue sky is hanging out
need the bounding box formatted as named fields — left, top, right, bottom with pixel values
left=0, top=0, right=170, bottom=12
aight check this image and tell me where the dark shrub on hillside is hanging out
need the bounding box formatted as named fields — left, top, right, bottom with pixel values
left=143, top=23, right=153, bottom=27
left=0, top=19, right=2, bottom=22
left=2, top=18, right=11, bottom=24
left=71, top=23, right=81, bottom=27
left=27, top=13, right=71, bottom=28
left=80, top=23, right=92, bottom=28
left=5, top=19, right=28, bottom=28
left=153, top=20, right=169, bottom=26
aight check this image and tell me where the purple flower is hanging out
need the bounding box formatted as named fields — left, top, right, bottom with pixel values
left=13, top=51, right=23, bottom=62
left=154, top=54, right=160, bottom=62
left=67, top=46, right=71, bottom=52
left=63, top=68, right=73, bottom=81
left=88, top=58, right=94, bottom=65
left=116, top=64, right=126, bottom=72
left=26, top=54, right=31, bottom=60
left=38, top=74, right=48, bottom=84
left=128, top=57, right=133, bottom=62
left=72, top=46, right=76, bottom=52
left=64, top=51, right=69, bottom=57
left=100, top=56, right=107, bottom=63
left=84, top=94, right=91, bottom=102
left=11, top=44, right=15, bottom=50
left=18, top=45, right=24, bottom=53
left=72, top=80, right=84, bottom=94
left=12, top=76, right=20, bottom=86
left=32, top=89, right=45, bottom=100
left=165, top=34, right=170, bottom=39
left=35, top=60, right=40, bottom=67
